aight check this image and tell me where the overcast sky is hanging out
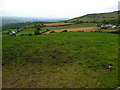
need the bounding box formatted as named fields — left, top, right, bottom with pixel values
left=0, top=0, right=119, bottom=18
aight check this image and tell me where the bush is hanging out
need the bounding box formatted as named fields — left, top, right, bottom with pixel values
left=11, top=33, right=16, bottom=36
left=62, top=30, right=68, bottom=32
left=34, top=23, right=45, bottom=30
left=96, top=24, right=101, bottom=27
left=73, top=20, right=83, bottom=24
left=28, top=34, right=33, bottom=36
left=50, top=31, right=55, bottom=33
left=101, top=27, right=107, bottom=29
left=78, top=31, right=82, bottom=32
left=95, top=30, right=102, bottom=32
left=63, top=21, right=67, bottom=23
left=19, top=34, right=33, bottom=36
left=24, top=27, right=27, bottom=29
left=19, top=34, right=25, bottom=36
left=85, top=21, right=89, bottom=23
left=34, top=30, right=41, bottom=35
left=111, top=30, right=120, bottom=34
left=46, top=29, right=50, bottom=31
left=91, top=20, right=97, bottom=23
left=7, top=30, right=11, bottom=34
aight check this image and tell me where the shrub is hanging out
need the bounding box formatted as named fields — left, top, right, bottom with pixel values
left=85, top=21, right=89, bottom=23
left=34, top=23, right=45, bottom=30
left=101, top=27, right=107, bottom=29
left=19, top=34, right=33, bottom=36
left=24, top=27, right=27, bottom=29
left=28, top=34, right=33, bottom=36
left=16, top=30, right=20, bottom=32
left=63, top=21, right=67, bottom=23
left=62, top=30, right=68, bottom=32
left=111, top=30, right=120, bottom=34
left=50, top=31, right=55, bottom=33
left=7, top=30, right=11, bottom=34
left=96, top=24, right=101, bottom=27
left=73, top=20, right=83, bottom=24
left=19, top=34, right=25, bottom=36
left=34, top=30, right=41, bottom=35
left=98, top=30, right=102, bottom=32
left=46, top=29, right=50, bottom=31
left=11, top=33, right=16, bottom=36
left=91, top=20, right=97, bottom=23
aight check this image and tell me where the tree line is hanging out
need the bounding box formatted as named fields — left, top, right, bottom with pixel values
left=2, top=21, right=47, bottom=31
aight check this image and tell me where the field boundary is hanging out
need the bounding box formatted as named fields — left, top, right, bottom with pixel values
left=44, top=27, right=98, bottom=34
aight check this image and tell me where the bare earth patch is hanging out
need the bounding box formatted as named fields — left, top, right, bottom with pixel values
left=44, top=27, right=98, bottom=34
left=0, top=34, right=2, bottom=37
left=101, top=29, right=117, bottom=32
left=0, top=34, right=8, bottom=37
left=45, top=23, right=73, bottom=26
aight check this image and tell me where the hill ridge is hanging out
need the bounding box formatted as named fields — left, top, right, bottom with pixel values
left=67, top=11, right=118, bottom=22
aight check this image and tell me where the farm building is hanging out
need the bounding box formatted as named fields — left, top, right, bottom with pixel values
left=9, top=31, right=17, bottom=35
left=101, top=24, right=117, bottom=29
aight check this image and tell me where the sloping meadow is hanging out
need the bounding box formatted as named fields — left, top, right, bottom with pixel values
left=2, top=32, right=118, bottom=88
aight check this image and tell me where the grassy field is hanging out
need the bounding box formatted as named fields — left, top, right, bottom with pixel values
left=45, top=23, right=73, bottom=26
left=68, top=11, right=118, bottom=22
left=44, top=23, right=96, bottom=30
left=16, top=28, right=36, bottom=35
left=3, top=32, right=118, bottom=88
left=9, top=23, right=97, bottom=36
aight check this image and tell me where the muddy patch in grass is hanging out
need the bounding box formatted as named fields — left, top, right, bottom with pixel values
left=100, top=64, right=114, bottom=71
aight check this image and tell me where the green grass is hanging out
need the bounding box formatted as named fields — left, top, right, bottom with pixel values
left=68, top=11, right=118, bottom=22
left=2, top=23, right=96, bottom=36
left=2, top=29, right=18, bottom=34
left=3, top=32, right=118, bottom=88
left=16, top=28, right=36, bottom=36
left=45, top=23, right=96, bottom=30
left=2, top=30, right=9, bottom=34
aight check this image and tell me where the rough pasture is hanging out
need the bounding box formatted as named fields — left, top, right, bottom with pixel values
left=44, top=27, right=98, bottom=33
left=45, top=23, right=73, bottom=26
left=3, top=32, right=118, bottom=88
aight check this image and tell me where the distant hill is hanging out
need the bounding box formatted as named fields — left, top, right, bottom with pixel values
left=2, top=17, right=68, bottom=25
left=67, top=11, right=118, bottom=23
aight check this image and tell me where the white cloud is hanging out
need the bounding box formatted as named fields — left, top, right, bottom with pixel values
left=0, top=0, right=119, bottom=18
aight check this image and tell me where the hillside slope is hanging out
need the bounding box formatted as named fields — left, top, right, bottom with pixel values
left=67, top=11, right=118, bottom=22
left=3, top=32, right=118, bottom=88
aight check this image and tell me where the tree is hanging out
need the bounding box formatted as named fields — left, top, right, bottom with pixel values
left=50, top=31, right=55, bottom=33
left=11, top=33, right=16, bottom=36
left=73, top=20, right=83, bottom=24
left=85, top=21, right=89, bottom=23
left=34, top=23, right=45, bottom=35
left=62, top=30, right=68, bottom=32
left=64, top=21, right=67, bottom=23
left=34, top=23, right=45, bottom=30
left=7, top=30, right=11, bottom=34
left=96, top=24, right=101, bottom=27
left=92, top=20, right=97, bottom=23
left=34, top=29, right=41, bottom=35
left=46, top=29, right=50, bottom=31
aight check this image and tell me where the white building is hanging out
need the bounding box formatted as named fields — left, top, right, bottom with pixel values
left=9, top=31, right=17, bottom=34
left=101, top=24, right=117, bottom=29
